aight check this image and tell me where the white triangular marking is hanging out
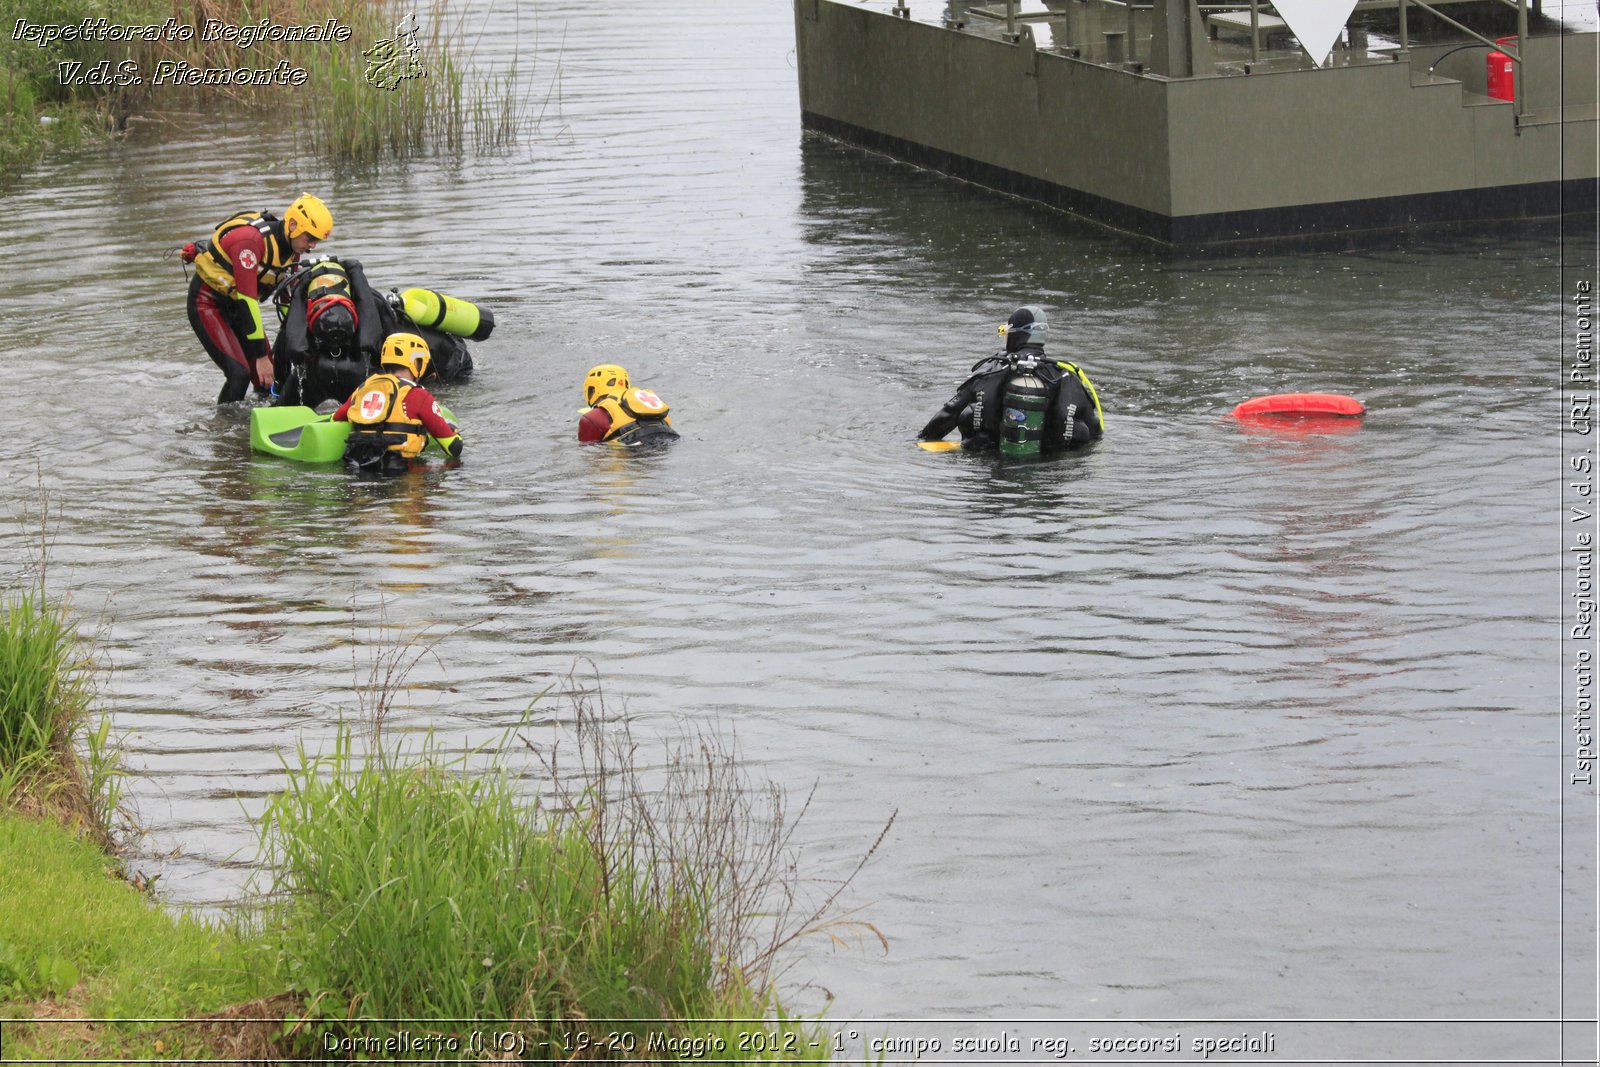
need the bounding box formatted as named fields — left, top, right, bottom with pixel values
left=1272, top=0, right=1359, bottom=67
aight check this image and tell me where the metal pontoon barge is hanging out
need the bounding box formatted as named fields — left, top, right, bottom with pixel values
left=794, top=0, right=1599, bottom=244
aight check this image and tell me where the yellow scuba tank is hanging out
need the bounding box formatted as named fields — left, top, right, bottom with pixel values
left=400, top=288, right=495, bottom=342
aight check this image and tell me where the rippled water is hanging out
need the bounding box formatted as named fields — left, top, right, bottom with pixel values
left=0, top=0, right=1588, bottom=1041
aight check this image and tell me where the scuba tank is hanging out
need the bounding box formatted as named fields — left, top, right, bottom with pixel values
left=400, top=287, right=495, bottom=341
left=999, top=364, right=1050, bottom=456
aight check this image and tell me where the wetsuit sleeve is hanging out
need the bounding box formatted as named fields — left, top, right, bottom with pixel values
left=1056, top=366, right=1104, bottom=438
left=331, top=395, right=353, bottom=421
left=918, top=383, right=973, bottom=441
left=276, top=279, right=309, bottom=382
left=405, top=387, right=464, bottom=456
left=578, top=407, right=611, bottom=443
left=1076, top=366, right=1105, bottom=436
left=345, top=259, right=387, bottom=357
left=217, top=226, right=270, bottom=360
left=1050, top=369, right=1102, bottom=446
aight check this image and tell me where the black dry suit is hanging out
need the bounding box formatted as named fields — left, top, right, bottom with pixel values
left=272, top=258, right=475, bottom=408
left=918, top=345, right=1104, bottom=454
left=272, top=257, right=392, bottom=408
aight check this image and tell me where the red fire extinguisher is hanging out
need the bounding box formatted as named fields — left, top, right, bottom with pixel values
left=1486, top=36, right=1516, bottom=102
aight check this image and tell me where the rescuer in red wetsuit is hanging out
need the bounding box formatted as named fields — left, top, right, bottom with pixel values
left=577, top=363, right=679, bottom=448
left=333, top=333, right=463, bottom=474
left=183, top=194, right=333, bottom=403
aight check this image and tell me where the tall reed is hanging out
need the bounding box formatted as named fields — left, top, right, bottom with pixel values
left=256, top=677, right=887, bottom=1058
left=147, top=0, right=532, bottom=162
left=0, top=491, right=124, bottom=841
left=1, top=0, right=532, bottom=181
left=279, top=0, right=533, bottom=162
left=530, top=683, right=894, bottom=1002
left=0, top=589, right=86, bottom=787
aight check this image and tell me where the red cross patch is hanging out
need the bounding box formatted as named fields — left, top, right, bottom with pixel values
left=359, top=390, right=387, bottom=419
left=238, top=248, right=258, bottom=270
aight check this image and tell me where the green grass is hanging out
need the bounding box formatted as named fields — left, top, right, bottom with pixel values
left=256, top=720, right=836, bottom=1060
left=0, top=588, right=81, bottom=775
left=0, top=584, right=120, bottom=839
left=0, top=813, right=274, bottom=1061
left=0, top=0, right=534, bottom=182
left=0, top=0, right=157, bottom=181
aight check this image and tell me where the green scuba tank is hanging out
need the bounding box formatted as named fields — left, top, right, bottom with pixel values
left=400, top=287, right=496, bottom=341
left=999, top=371, right=1050, bottom=456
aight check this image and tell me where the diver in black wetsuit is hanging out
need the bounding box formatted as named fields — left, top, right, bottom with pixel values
left=271, top=256, right=389, bottom=408
left=918, top=305, right=1104, bottom=455
left=272, top=257, right=475, bottom=409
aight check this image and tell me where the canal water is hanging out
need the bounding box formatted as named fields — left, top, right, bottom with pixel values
left=0, top=0, right=1585, bottom=1044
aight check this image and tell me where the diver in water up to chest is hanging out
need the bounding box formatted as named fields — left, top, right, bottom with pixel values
left=918, top=305, right=1104, bottom=456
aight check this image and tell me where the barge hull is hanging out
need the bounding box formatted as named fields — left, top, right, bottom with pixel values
left=795, top=0, right=1599, bottom=245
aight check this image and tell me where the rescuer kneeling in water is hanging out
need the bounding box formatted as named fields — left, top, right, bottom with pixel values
left=333, top=333, right=464, bottom=474
left=917, top=305, right=1104, bottom=456
left=577, top=364, right=680, bottom=448
left=182, top=194, right=333, bottom=403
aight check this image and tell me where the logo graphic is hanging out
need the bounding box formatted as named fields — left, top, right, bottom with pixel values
left=632, top=389, right=664, bottom=411
left=1004, top=407, right=1026, bottom=424
left=237, top=248, right=257, bottom=270
left=359, top=390, right=387, bottom=419
left=1272, top=0, right=1359, bottom=67
left=363, top=12, right=427, bottom=90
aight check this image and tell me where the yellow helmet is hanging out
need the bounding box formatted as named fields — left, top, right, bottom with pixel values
left=584, top=364, right=630, bottom=406
left=284, top=193, right=334, bottom=241
left=380, top=332, right=431, bottom=380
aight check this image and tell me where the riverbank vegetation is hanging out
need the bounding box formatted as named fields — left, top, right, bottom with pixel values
left=0, top=577, right=884, bottom=1061
left=0, top=0, right=115, bottom=197
left=0, top=569, right=118, bottom=846
left=0, top=555, right=267, bottom=1059
left=258, top=703, right=862, bottom=1060
left=1, top=0, right=533, bottom=183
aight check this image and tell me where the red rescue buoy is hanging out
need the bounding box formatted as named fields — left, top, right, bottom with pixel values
left=1232, top=393, right=1365, bottom=418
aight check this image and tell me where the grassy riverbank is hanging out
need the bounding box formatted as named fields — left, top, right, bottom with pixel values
left=0, top=0, right=111, bottom=180
left=0, top=582, right=874, bottom=1061
left=0, top=815, right=281, bottom=1061
left=0, top=581, right=117, bottom=844
left=0, top=574, right=271, bottom=1059
left=1, top=0, right=530, bottom=183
